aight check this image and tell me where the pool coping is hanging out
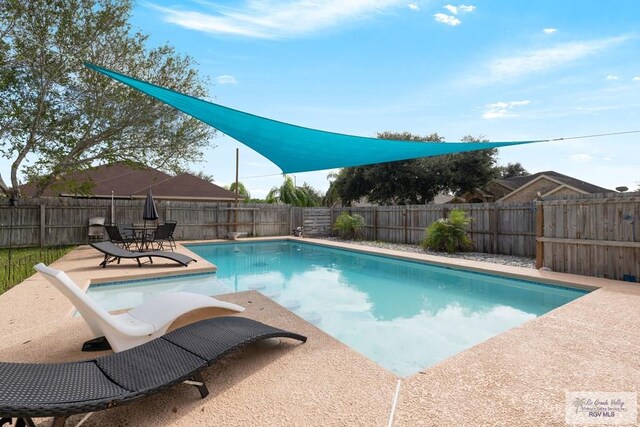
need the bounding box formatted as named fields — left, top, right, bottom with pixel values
left=1, top=237, right=639, bottom=426
left=186, top=236, right=619, bottom=292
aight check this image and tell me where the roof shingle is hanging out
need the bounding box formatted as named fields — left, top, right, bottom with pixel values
left=20, top=162, right=239, bottom=201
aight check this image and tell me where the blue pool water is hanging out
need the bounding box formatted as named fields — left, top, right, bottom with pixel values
left=88, top=241, right=587, bottom=376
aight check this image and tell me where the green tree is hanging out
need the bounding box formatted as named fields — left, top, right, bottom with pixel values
left=323, top=170, right=346, bottom=207
left=226, top=181, right=251, bottom=202
left=0, top=0, right=213, bottom=198
left=496, top=162, right=529, bottom=179
left=266, top=175, right=318, bottom=207
left=447, top=135, right=498, bottom=195
left=300, top=182, right=323, bottom=206
left=332, top=132, right=498, bottom=205
left=337, top=132, right=446, bottom=205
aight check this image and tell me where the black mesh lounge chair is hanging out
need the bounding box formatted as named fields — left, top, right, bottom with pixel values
left=0, top=316, right=307, bottom=427
left=104, top=224, right=137, bottom=250
left=90, top=241, right=196, bottom=268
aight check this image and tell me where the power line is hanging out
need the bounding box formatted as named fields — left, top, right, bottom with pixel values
left=239, top=172, right=284, bottom=180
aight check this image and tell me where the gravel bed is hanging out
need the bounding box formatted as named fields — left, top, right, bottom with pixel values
left=320, top=237, right=535, bottom=269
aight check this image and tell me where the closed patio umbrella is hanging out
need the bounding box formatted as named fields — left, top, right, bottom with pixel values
left=143, top=189, right=159, bottom=224
left=141, top=190, right=159, bottom=249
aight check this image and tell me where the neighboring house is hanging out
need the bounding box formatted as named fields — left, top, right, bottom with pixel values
left=495, top=171, right=612, bottom=202
left=460, top=171, right=611, bottom=203
left=20, top=162, right=240, bottom=202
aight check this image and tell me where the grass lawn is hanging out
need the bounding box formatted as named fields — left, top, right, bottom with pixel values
left=0, top=246, right=75, bottom=295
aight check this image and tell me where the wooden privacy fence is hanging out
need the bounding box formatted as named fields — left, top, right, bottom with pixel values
left=2, top=193, right=638, bottom=282
left=0, top=198, right=292, bottom=247
left=331, top=202, right=537, bottom=257
left=536, top=193, right=640, bottom=282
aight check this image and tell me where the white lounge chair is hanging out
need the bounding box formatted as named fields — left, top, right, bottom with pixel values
left=34, top=263, right=245, bottom=352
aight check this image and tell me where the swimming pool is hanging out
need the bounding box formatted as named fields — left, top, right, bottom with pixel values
left=88, top=240, right=587, bottom=376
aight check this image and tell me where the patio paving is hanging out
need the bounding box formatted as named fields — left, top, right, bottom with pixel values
left=1, top=239, right=639, bottom=426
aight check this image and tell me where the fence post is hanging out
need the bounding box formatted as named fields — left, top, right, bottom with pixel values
left=252, top=209, right=256, bottom=237
left=442, top=206, right=449, bottom=219
left=535, top=202, right=544, bottom=269
left=374, top=208, right=378, bottom=241
left=492, top=204, right=499, bottom=254
left=403, top=207, right=408, bottom=244
left=40, top=204, right=46, bottom=247
left=289, top=206, right=293, bottom=235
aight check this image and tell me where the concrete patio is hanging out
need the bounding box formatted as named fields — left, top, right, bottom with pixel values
left=1, top=238, right=638, bottom=426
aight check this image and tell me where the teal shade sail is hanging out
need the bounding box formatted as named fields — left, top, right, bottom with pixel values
left=86, top=63, right=543, bottom=173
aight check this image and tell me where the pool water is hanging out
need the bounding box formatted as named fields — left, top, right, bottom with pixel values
left=88, top=240, right=587, bottom=376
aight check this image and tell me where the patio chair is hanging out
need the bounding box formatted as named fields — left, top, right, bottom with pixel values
left=117, top=222, right=135, bottom=240
left=90, top=241, right=196, bottom=268
left=165, top=220, right=178, bottom=249
left=150, top=222, right=173, bottom=252
left=104, top=224, right=137, bottom=250
left=34, top=263, right=243, bottom=352
left=0, top=316, right=307, bottom=427
left=87, top=217, right=105, bottom=242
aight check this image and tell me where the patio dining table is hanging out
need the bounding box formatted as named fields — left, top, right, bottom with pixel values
left=123, top=225, right=157, bottom=252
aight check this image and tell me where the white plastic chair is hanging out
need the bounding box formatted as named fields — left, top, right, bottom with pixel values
left=34, top=263, right=245, bottom=352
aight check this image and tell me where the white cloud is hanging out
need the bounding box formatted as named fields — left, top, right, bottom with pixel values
left=482, top=100, right=530, bottom=119
left=444, top=4, right=458, bottom=14
left=444, top=4, right=475, bottom=14
left=408, top=3, right=419, bottom=10
left=458, top=5, right=476, bottom=13
left=569, top=154, right=594, bottom=163
left=434, top=13, right=461, bottom=26
left=471, top=36, right=628, bottom=85
left=444, top=4, right=476, bottom=15
left=216, top=75, right=237, bottom=84
left=633, top=76, right=640, bottom=81
left=606, top=75, right=619, bottom=80
left=543, top=28, right=557, bottom=34
left=151, top=0, right=408, bottom=39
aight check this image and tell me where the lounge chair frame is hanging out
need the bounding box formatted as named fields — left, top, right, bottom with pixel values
left=90, top=241, right=196, bottom=268
left=0, top=316, right=307, bottom=427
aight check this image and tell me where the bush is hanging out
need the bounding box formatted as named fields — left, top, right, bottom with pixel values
left=420, top=209, right=473, bottom=253
left=333, top=212, right=365, bottom=240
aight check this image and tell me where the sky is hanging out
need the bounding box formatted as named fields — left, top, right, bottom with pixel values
left=4, top=0, right=640, bottom=197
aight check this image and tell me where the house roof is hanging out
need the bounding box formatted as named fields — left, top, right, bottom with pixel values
left=501, top=171, right=611, bottom=194
left=492, top=179, right=520, bottom=191
left=432, top=193, right=464, bottom=204
left=20, top=162, right=239, bottom=201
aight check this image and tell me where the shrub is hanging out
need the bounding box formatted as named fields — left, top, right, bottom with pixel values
left=420, top=209, right=473, bottom=253
left=333, top=212, right=365, bottom=240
